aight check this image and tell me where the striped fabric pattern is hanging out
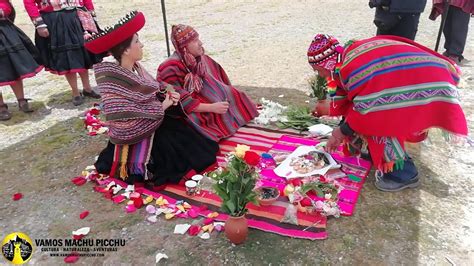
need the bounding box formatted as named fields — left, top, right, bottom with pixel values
left=95, top=62, right=165, bottom=145
left=92, top=125, right=372, bottom=240
left=353, top=82, right=460, bottom=114
left=334, top=36, right=467, bottom=170
left=157, top=53, right=259, bottom=141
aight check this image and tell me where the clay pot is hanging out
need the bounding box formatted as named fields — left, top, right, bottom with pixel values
left=224, top=215, right=248, bottom=244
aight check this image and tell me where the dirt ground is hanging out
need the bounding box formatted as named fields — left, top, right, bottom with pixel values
left=1, top=0, right=473, bottom=265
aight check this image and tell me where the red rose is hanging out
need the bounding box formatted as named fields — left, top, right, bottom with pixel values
left=289, top=178, right=302, bottom=187
left=89, top=108, right=100, bottom=116
left=300, top=197, right=313, bottom=207
left=243, top=151, right=260, bottom=166
left=132, top=197, right=144, bottom=209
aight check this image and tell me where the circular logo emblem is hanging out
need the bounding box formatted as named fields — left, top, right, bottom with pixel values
left=1, top=232, right=34, bottom=265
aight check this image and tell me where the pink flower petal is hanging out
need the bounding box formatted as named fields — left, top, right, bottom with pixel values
left=64, top=252, right=79, bottom=263
left=187, top=209, right=199, bottom=218
left=112, top=195, right=125, bottom=204
left=145, top=205, right=156, bottom=214
left=203, top=218, right=213, bottom=225
left=129, top=192, right=141, bottom=199
left=79, top=211, right=89, bottom=219
left=125, top=205, right=136, bottom=213
left=214, top=224, right=224, bottom=232
left=12, top=193, right=23, bottom=201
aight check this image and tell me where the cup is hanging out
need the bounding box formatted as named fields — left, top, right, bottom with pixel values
left=185, top=180, right=197, bottom=196
left=191, top=175, right=204, bottom=194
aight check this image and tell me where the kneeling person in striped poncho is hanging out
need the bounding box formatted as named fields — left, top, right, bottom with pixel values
left=308, top=34, right=468, bottom=192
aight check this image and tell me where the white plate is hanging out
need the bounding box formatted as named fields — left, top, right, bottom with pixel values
left=273, top=146, right=340, bottom=179
left=308, top=124, right=333, bottom=136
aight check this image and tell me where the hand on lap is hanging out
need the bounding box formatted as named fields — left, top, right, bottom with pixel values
left=212, top=101, right=229, bottom=114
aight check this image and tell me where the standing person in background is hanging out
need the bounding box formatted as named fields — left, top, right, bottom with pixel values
left=430, top=0, right=473, bottom=64
left=23, top=0, right=102, bottom=106
left=370, top=0, right=427, bottom=40
left=0, top=0, right=43, bottom=121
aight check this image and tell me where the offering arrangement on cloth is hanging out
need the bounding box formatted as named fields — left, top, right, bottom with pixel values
left=274, top=146, right=340, bottom=178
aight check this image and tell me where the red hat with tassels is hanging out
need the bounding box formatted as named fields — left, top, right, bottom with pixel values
left=85, top=11, right=145, bottom=54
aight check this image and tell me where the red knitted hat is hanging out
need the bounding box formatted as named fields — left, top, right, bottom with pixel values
left=85, top=11, right=145, bottom=54
left=171, top=24, right=199, bottom=53
left=307, top=34, right=344, bottom=71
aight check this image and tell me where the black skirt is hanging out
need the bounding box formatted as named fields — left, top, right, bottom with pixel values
left=0, top=20, right=42, bottom=85
left=35, top=10, right=103, bottom=74
left=95, top=116, right=219, bottom=186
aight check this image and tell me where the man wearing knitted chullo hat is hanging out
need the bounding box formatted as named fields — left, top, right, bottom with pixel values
left=157, top=24, right=259, bottom=142
left=308, top=34, right=468, bottom=192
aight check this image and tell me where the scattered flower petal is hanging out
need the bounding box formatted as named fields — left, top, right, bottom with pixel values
left=79, top=211, right=89, bottom=220
left=103, top=190, right=113, bottom=199
left=71, top=176, right=87, bottom=186
left=187, top=209, right=199, bottom=218
left=125, top=205, right=136, bottom=213
left=93, top=186, right=107, bottom=193
left=203, top=218, right=213, bottom=225
left=147, top=215, right=158, bottom=223
left=177, top=205, right=185, bottom=212
left=207, top=212, right=219, bottom=218
left=214, top=224, right=224, bottom=232
left=200, top=232, right=210, bottom=239
left=173, top=224, right=191, bottom=234
left=64, top=252, right=79, bottom=263
left=125, top=185, right=135, bottom=193
left=73, top=234, right=85, bottom=240
left=72, top=227, right=90, bottom=236
left=188, top=225, right=201, bottom=236
left=145, top=205, right=156, bottom=214
left=112, top=195, right=126, bottom=204
left=183, top=202, right=192, bottom=209
left=129, top=192, right=141, bottom=199
left=165, top=213, right=175, bottom=220
left=199, top=205, right=208, bottom=211
left=112, top=185, right=123, bottom=195
left=12, top=193, right=23, bottom=201
left=155, top=253, right=168, bottom=263
left=144, top=195, right=154, bottom=204
left=278, top=94, right=284, bottom=98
